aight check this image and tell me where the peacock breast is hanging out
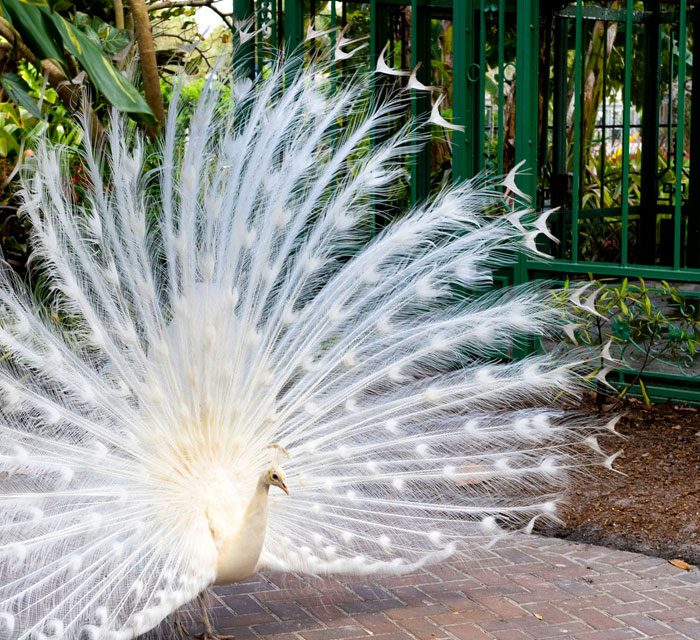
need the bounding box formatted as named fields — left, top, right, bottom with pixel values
left=207, top=475, right=270, bottom=585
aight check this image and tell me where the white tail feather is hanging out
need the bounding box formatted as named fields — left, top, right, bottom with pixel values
left=0, top=57, right=611, bottom=639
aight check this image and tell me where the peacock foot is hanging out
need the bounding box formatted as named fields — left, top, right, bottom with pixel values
left=194, top=631, right=235, bottom=640
left=193, top=617, right=235, bottom=640
left=195, top=594, right=235, bottom=640
left=169, top=611, right=192, bottom=640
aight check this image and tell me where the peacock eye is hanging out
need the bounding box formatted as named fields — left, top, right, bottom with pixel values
left=272, top=474, right=279, bottom=480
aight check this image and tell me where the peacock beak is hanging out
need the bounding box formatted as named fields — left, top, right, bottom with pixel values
left=281, top=482, right=289, bottom=495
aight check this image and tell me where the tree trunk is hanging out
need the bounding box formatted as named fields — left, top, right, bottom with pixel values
left=567, top=6, right=619, bottom=167
left=581, top=18, right=618, bottom=149
left=130, top=0, right=164, bottom=135
left=113, top=0, right=125, bottom=29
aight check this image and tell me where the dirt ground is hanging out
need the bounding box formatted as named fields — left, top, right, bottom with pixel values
left=540, top=396, right=700, bottom=566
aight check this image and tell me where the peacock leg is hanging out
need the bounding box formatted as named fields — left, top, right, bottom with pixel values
left=196, top=593, right=235, bottom=640
left=170, top=609, right=190, bottom=640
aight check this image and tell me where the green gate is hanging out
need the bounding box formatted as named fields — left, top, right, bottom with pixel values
left=232, top=0, right=700, bottom=403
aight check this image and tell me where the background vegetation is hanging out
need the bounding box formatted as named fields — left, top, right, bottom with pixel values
left=0, top=0, right=697, bottom=401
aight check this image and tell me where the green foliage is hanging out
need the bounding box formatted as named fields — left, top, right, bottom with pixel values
left=0, top=72, right=41, bottom=118
left=569, top=277, right=700, bottom=404
left=0, top=59, right=82, bottom=152
left=0, top=0, right=154, bottom=123
left=576, top=129, right=690, bottom=263
left=70, top=0, right=115, bottom=26
left=73, top=10, right=129, bottom=55
left=161, top=75, right=208, bottom=128
left=0, top=60, right=81, bottom=274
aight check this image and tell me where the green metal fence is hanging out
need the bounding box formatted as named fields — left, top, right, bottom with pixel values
left=233, top=0, right=700, bottom=403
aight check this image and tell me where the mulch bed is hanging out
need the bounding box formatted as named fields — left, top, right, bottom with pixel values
left=539, top=396, right=700, bottom=566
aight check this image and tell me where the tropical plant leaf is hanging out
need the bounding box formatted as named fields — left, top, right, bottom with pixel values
left=0, top=0, right=65, bottom=63
left=0, top=72, right=41, bottom=119
left=0, top=0, right=153, bottom=124
left=45, top=0, right=72, bottom=11
left=74, top=11, right=130, bottom=56
left=94, top=23, right=130, bottom=56
left=49, top=17, right=154, bottom=123
left=639, top=379, right=650, bottom=405
left=0, top=127, right=20, bottom=156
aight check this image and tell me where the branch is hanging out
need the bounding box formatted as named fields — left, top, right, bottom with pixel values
left=147, top=0, right=232, bottom=27
left=607, top=324, right=658, bottom=413
left=148, top=0, right=222, bottom=11
left=0, top=15, right=104, bottom=140
left=207, top=5, right=233, bottom=28
left=131, top=0, right=165, bottom=133
left=114, top=0, right=125, bottom=29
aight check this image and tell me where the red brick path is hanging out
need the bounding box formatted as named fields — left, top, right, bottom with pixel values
left=189, top=536, right=700, bottom=639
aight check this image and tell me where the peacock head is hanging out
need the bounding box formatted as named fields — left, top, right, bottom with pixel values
left=265, top=466, right=289, bottom=495
left=264, top=444, right=290, bottom=495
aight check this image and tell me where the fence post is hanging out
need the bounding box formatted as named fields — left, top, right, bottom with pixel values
left=284, top=0, right=304, bottom=55
left=233, top=0, right=255, bottom=76
left=453, top=0, right=486, bottom=183
left=410, top=0, right=431, bottom=205
left=688, top=15, right=700, bottom=268
left=673, top=0, right=688, bottom=271
left=514, top=0, right=539, bottom=258
left=369, top=0, right=390, bottom=237
left=514, top=0, right=538, bottom=206
left=513, top=0, right=538, bottom=358
left=551, top=12, right=568, bottom=252
left=620, top=0, right=633, bottom=267
left=452, top=0, right=471, bottom=182
left=639, top=4, right=660, bottom=265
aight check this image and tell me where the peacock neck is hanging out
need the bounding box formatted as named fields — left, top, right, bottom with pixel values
left=211, top=475, right=271, bottom=585
left=243, top=477, right=271, bottom=532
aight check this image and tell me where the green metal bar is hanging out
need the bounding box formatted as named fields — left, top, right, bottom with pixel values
left=538, top=9, right=552, bottom=206
left=526, top=258, right=700, bottom=283
left=620, top=0, right=633, bottom=266
left=369, top=0, right=389, bottom=237
left=370, top=0, right=380, bottom=103
left=257, top=2, right=265, bottom=75
left=554, top=205, right=643, bottom=220
left=619, top=379, right=700, bottom=406
left=277, top=0, right=283, bottom=46
left=410, top=0, right=430, bottom=204
left=329, top=0, right=337, bottom=86
left=284, top=0, right=304, bottom=56
left=513, top=0, right=538, bottom=358
left=600, top=21, right=607, bottom=210
left=370, top=0, right=378, bottom=238
left=639, top=3, right=660, bottom=264
left=555, top=6, right=646, bottom=22
left=668, top=28, right=674, bottom=164
left=551, top=15, right=568, bottom=249
left=452, top=0, right=470, bottom=181
left=572, top=0, right=583, bottom=263
left=453, top=0, right=486, bottom=181
left=271, top=0, right=277, bottom=49
left=687, top=19, right=700, bottom=268
left=233, top=0, right=255, bottom=76
left=497, top=0, right=505, bottom=177
left=674, top=0, right=688, bottom=271
left=309, top=0, right=316, bottom=57
left=477, top=0, right=486, bottom=172
left=369, top=2, right=390, bottom=110
left=330, top=0, right=336, bottom=48
left=514, top=0, right=539, bottom=205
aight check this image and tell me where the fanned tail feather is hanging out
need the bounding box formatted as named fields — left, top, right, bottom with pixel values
left=0, top=56, right=607, bottom=639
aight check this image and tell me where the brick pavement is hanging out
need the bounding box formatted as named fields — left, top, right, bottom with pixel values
left=190, top=535, right=700, bottom=640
